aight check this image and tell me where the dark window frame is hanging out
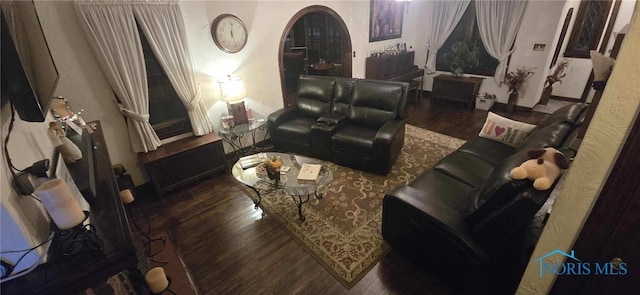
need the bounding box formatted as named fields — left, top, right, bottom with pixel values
left=137, top=24, right=192, bottom=140
left=564, top=0, right=615, bottom=58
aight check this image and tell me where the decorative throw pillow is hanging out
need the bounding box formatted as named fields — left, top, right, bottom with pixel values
left=479, top=112, right=536, bottom=147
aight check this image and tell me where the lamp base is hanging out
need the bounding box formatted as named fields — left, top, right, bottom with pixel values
left=227, top=101, right=248, bottom=124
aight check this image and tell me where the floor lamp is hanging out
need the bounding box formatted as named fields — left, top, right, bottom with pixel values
left=219, top=75, right=248, bottom=125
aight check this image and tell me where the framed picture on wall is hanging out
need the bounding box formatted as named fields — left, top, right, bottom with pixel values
left=369, top=0, right=404, bottom=42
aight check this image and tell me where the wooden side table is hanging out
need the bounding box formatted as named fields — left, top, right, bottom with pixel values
left=139, top=133, right=226, bottom=198
left=432, top=74, right=484, bottom=108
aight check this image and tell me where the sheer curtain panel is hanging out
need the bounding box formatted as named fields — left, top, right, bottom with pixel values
left=74, top=2, right=161, bottom=152
left=475, top=0, right=528, bottom=83
left=424, top=0, right=470, bottom=73
left=133, top=3, right=214, bottom=136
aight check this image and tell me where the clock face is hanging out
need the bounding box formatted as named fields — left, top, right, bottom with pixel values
left=212, top=14, right=248, bottom=53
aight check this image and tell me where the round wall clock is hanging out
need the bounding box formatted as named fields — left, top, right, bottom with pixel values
left=211, top=14, right=248, bottom=53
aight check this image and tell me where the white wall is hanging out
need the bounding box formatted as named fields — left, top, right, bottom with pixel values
left=0, top=109, right=53, bottom=273
left=416, top=0, right=635, bottom=108
left=518, top=1, right=639, bottom=293
left=183, top=0, right=421, bottom=121
left=552, top=0, right=636, bottom=101
left=415, top=0, right=566, bottom=108
left=1, top=0, right=125, bottom=271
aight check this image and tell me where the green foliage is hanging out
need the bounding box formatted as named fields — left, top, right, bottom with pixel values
left=445, top=41, right=479, bottom=76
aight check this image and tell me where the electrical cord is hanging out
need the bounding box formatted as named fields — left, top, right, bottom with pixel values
left=0, top=232, right=54, bottom=284
left=28, top=193, right=42, bottom=204
left=128, top=202, right=168, bottom=266
left=3, top=100, right=23, bottom=178
left=0, top=233, right=53, bottom=254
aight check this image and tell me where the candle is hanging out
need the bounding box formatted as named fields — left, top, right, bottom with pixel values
left=145, top=267, right=169, bottom=294
left=34, top=179, right=86, bottom=230
left=119, top=189, right=134, bottom=204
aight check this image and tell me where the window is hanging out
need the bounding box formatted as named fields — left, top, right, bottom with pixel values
left=138, top=26, right=191, bottom=140
left=436, top=1, right=498, bottom=77
left=564, top=0, right=615, bottom=58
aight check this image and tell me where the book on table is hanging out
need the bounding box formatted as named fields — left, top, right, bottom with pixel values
left=297, top=164, right=322, bottom=181
left=239, top=153, right=265, bottom=169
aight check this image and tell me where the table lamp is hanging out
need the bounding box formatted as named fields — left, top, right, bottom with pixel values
left=219, top=75, right=248, bottom=124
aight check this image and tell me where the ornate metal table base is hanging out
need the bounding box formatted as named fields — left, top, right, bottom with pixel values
left=289, top=192, right=323, bottom=222
left=245, top=180, right=324, bottom=221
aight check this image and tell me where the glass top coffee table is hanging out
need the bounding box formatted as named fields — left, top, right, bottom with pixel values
left=231, top=152, right=332, bottom=221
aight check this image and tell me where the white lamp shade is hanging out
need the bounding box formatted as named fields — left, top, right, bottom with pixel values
left=218, top=76, right=247, bottom=103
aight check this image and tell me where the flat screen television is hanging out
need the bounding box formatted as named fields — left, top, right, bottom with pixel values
left=1, top=1, right=59, bottom=122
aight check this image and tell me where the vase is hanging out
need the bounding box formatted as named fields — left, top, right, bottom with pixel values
left=507, top=91, right=519, bottom=113
left=540, top=85, right=553, bottom=105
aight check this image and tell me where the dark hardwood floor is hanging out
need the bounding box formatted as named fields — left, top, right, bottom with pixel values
left=133, top=96, right=550, bottom=295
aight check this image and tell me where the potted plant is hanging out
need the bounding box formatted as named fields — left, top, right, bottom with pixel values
left=540, top=59, right=570, bottom=105
left=504, top=66, right=535, bottom=112
left=475, top=92, right=496, bottom=110
left=446, top=41, right=479, bottom=77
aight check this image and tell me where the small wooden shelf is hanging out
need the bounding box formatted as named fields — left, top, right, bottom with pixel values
left=139, top=133, right=226, bottom=198
left=432, top=74, right=484, bottom=108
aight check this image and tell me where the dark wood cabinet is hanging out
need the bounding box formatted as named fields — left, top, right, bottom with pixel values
left=139, top=133, right=226, bottom=198
left=432, top=74, right=484, bottom=108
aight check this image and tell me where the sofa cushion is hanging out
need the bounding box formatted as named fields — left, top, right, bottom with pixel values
left=331, top=124, right=377, bottom=155
left=274, top=117, right=317, bottom=143
left=349, top=80, right=406, bottom=129
left=478, top=112, right=536, bottom=147
left=456, top=137, right=515, bottom=166
left=536, top=103, right=587, bottom=129
left=332, top=78, right=356, bottom=114
left=409, top=170, right=476, bottom=213
left=434, top=151, right=496, bottom=188
left=295, top=76, right=336, bottom=118
left=465, top=149, right=532, bottom=222
left=514, top=123, right=571, bottom=153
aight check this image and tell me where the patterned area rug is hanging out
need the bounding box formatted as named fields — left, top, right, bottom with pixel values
left=240, top=125, right=465, bottom=288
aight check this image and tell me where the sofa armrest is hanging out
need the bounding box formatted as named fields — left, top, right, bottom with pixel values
left=382, top=185, right=489, bottom=281
left=310, top=113, right=349, bottom=160
left=374, top=120, right=404, bottom=146
left=371, top=120, right=405, bottom=174
left=267, top=107, right=298, bottom=129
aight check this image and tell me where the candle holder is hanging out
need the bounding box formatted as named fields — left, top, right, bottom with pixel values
left=50, top=211, right=104, bottom=258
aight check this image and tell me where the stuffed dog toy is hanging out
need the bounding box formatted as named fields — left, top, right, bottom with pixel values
left=510, top=147, right=570, bottom=190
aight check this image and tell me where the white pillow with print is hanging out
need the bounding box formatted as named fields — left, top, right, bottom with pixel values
left=479, top=112, right=536, bottom=147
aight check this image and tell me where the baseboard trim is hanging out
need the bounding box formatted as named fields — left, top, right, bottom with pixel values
left=493, top=102, right=533, bottom=112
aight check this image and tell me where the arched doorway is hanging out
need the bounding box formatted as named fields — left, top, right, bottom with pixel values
left=279, top=5, right=352, bottom=107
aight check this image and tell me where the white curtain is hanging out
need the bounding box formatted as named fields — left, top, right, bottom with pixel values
left=424, top=0, right=471, bottom=73
left=75, top=2, right=161, bottom=152
left=133, top=3, right=214, bottom=136
left=476, top=0, right=528, bottom=83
